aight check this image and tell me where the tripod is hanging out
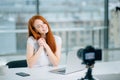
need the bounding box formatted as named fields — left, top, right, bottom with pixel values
left=78, top=65, right=95, bottom=80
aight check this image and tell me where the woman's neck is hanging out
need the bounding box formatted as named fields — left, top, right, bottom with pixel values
left=41, top=34, right=46, bottom=38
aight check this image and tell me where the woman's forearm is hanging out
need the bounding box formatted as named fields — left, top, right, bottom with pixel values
left=45, top=46, right=60, bottom=66
left=27, top=47, right=43, bottom=68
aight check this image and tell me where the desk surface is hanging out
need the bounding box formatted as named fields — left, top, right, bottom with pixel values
left=0, top=61, right=120, bottom=80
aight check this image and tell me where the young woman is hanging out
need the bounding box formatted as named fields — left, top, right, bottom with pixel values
left=26, top=15, right=62, bottom=68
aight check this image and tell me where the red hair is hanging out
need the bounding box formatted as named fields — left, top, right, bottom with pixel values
left=28, top=15, right=56, bottom=53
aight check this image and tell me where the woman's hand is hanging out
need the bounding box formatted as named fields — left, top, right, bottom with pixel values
left=38, top=38, right=48, bottom=48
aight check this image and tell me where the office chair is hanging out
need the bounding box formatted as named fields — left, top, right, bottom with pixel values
left=6, top=59, right=27, bottom=68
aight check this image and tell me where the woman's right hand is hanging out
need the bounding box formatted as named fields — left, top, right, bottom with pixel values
left=38, top=38, right=45, bottom=47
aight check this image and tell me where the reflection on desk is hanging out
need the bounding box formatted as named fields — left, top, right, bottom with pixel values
left=0, top=61, right=120, bottom=80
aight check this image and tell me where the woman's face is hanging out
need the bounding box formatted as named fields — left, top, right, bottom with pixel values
left=33, top=19, right=48, bottom=35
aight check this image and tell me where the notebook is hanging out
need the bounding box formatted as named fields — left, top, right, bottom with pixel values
left=49, top=51, right=85, bottom=75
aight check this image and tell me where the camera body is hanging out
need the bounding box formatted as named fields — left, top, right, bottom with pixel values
left=77, top=45, right=102, bottom=66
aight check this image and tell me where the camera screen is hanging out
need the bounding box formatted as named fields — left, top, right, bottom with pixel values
left=85, top=52, right=95, bottom=60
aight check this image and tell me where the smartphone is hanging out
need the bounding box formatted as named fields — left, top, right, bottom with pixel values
left=16, top=72, right=30, bottom=77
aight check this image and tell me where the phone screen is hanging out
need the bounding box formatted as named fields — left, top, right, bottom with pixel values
left=16, top=72, right=30, bottom=77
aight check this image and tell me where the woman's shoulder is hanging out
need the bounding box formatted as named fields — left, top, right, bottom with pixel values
left=54, top=35, right=62, bottom=45
left=27, top=36, right=35, bottom=41
left=27, top=36, right=36, bottom=45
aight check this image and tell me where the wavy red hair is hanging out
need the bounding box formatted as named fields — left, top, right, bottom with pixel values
left=28, top=15, right=56, bottom=53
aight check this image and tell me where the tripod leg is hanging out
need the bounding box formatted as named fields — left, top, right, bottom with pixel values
left=84, top=67, right=95, bottom=80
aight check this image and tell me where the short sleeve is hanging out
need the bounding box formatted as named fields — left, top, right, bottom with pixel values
left=54, top=35, right=62, bottom=46
left=27, top=37, right=35, bottom=47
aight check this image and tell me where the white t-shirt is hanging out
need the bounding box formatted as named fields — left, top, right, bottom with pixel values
left=27, top=35, right=62, bottom=67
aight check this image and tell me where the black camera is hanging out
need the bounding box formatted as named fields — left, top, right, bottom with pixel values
left=77, top=45, right=102, bottom=66
left=77, top=45, right=102, bottom=80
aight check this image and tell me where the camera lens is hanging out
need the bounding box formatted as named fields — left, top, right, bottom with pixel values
left=77, top=48, right=84, bottom=59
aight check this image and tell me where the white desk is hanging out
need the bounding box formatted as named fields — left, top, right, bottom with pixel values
left=0, top=61, right=120, bottom=80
